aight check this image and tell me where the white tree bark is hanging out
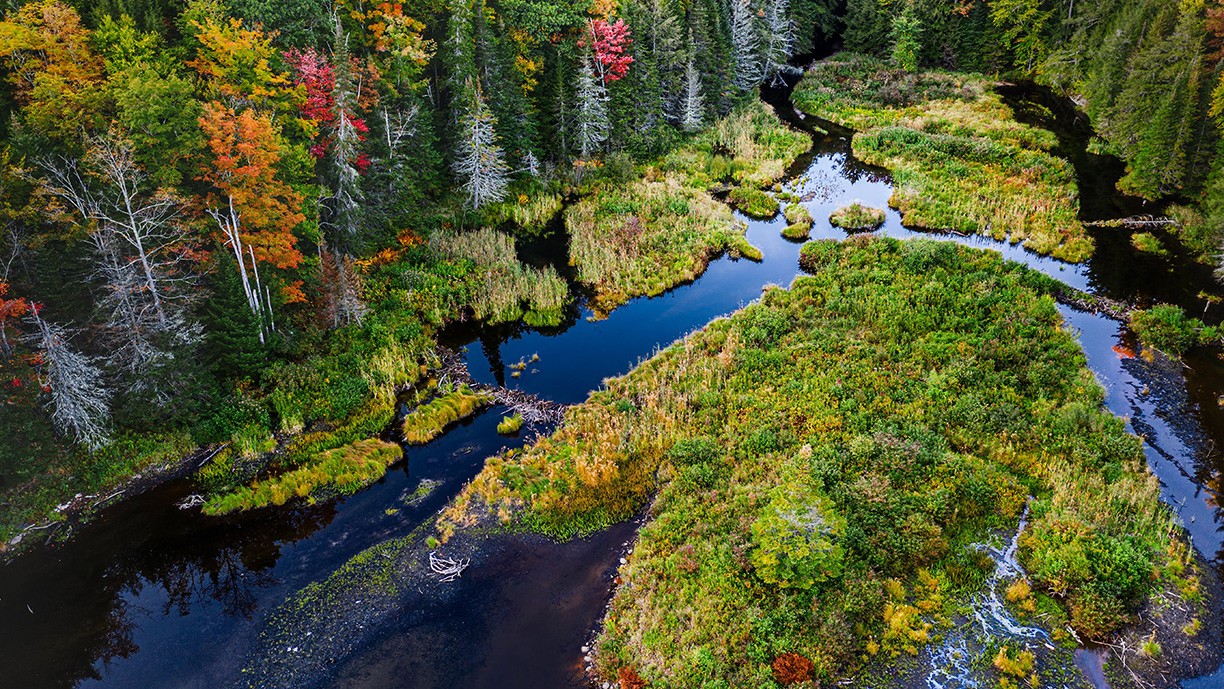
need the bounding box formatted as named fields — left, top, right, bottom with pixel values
left=680, top=53, right=705, bottom=132
left=731, top=0, right=763, bottom=91
left=575, top=57, right=610, bottom=159
left=452, top=84, right=510, bottom=209
left=762, top=0, right=796, bottom=86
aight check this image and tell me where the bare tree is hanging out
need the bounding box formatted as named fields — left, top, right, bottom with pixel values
left=453, top=82, right=510, bottom=209
left=730, top=0, right=763, bottom=91
left=762, top=0, right=797, bottom=86
left=27, top=311, right=111, bottom=450
left=206, top=198, right=273, bottom=345
left=38, top=130, right=200, bottom=386
left=680, top=52, right=705, bottom=132
left=575, top=57, right=610, bottom=158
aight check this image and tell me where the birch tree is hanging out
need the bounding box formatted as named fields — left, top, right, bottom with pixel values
left=27, top=311, right=111, bottom=450
left=731, top=0, right=763, bottom=90
left=453, top=82, right=509, bottom=208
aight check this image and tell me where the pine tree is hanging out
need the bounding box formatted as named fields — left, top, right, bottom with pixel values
left=453, top=82, right=510, bottom=208
left=890, top=4, right=923, bottom=72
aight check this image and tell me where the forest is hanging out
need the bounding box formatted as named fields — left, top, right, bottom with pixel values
left=1, top=0, right=1224, bottom=687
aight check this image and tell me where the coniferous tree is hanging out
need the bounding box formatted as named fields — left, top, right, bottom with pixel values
left=730, top=0, right=763, bottom=90
left=27, top=310, right=111, bottom=450
left=680, top=51, right=705, bottom=132
left=575, top=57, right=611, bottom=158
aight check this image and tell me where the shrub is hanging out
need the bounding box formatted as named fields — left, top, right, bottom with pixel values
left=993, top=646, right=1035, bottom=678
left=829, top=203, right=886, bottom=231
left=750, top=487, right=846, bottom=589
left=728, top=186, right=779, bottom=218
left=771, top=653, right=815, bottom=685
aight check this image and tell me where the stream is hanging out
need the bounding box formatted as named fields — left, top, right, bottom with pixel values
left=2, top=74, right=1223, bottom=689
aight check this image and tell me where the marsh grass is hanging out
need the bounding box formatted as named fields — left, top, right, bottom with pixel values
left=728, top=186, right=779, bottom=218
left=401, top=385, right=491, bottom=445
left=431, top=228, right=569, bottom=326
left=830, top=202, right=886, bottom=231
left=203, top=438, right=402, bottom=515
left=497, top=413, right=524, bottom=435
left=442, top=237, right=1194, bottom=686
left=794, top=53, right=1091, bottom=262
left=782, top=203, right=814, bottom=239
left=567, top=173, right=760, bottom=315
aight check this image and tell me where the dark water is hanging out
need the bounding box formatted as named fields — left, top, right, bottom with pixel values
left=3, top=80, right=1224, bottom=688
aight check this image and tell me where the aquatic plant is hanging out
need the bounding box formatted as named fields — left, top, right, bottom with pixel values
left=829, top=202, right=886, bottom=231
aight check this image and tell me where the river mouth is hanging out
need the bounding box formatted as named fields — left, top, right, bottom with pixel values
left=2, top=68, right=1224, bottom=689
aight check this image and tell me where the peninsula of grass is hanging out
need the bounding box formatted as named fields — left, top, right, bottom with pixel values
left=830, top=202, right=886, bottom=231
left=401, top=386, right=491, bottom=445
left=568, top=100, right=803, bottom=315
left=793, top=54, right=1092, bottom=262
left=728, top=186, right=779, bottom=218
left=203, top=438, right=402, bottom=515
left=442, top=237, right=1199, bottom=686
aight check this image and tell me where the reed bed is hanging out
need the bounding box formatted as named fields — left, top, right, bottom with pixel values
left=430, top=227, right=569, bottom=326
left=401, top=385, right=491, bottom=445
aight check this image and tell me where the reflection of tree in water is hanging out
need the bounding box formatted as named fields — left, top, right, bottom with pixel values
left=0, top=497, right=336, bottom=688
left=837, top=152, right=890, bottom=186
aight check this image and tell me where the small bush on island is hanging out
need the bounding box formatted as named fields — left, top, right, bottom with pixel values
left=497, top=413, right=524, bottom=435
left=728, top=186, right=779, bottom=218
left=1129, top=304, right=1219, bottom=356
left=782, top=203, right=814, bottom=239
left=830, top=202, right=886, bottom=231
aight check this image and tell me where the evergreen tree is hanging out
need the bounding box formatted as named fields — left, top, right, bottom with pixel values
left=890, top=4, right=922, bottom=72
left=680, top=51, right=705, bottom=132
left=731, top=0, right=763, bottom=90
left=575, top=56, right=610, bottom=158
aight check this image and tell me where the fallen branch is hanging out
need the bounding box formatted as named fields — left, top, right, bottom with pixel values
left=1086, top=215, right=1179, bottom=229
left=428, top=551, right=470, bottom=582
left=177, top=494, right=206, bottom=510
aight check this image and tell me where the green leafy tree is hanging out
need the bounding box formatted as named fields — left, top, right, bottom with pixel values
left=750, top=486, right=846, bottom=589
left=890, top=4, right=922, bottom=72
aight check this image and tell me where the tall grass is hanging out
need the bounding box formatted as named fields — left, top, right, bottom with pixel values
left=431, top=227, right=569, bottom=326
left=203, top=438, right=402, bottom=514
left=401, top=385, right=491, bottom=445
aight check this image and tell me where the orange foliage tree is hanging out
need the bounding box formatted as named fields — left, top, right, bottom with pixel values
left=198, top=101, right=306, bottom=341
left=0, top=0, right=105, bottom=139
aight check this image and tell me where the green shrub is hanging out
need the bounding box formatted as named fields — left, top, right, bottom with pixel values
left=1129, top=304, right=1218, bottom=355
left=728, top=186, right=779, bottom=218
left=750, top=487, right=846, bottom=589
left=497, top=413, right=524, bottom=435
left=1130, top=232, right=1167, bottom=256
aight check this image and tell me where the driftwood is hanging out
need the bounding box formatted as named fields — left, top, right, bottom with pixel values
left=428, top=551, right=470, bottom=582
left=1085, top=215, right=1179, bottom=229
left=435, top=347, right=566, bottom=425
left=177, top=494, right=206, bottom=510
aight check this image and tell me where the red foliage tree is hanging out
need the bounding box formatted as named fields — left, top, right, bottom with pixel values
left=582, top=19, right=633, bottom=83
left=0, top=281, right=29, bottom=358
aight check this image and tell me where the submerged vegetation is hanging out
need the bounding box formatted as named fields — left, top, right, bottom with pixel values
left=794, top=55, right=1091, bottom=262
left=442, top=237, right=1199, bottom=686
left=829, top=202, right=886, bottom=231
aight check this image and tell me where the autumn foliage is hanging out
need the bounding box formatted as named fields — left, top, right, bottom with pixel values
left=197, top=101, right=305, bottom=272
left=582, top=19, right=633, bottom=83
left=617, top=666, right=647, bottom=689
left=772, top=653, right=816, bottom=685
